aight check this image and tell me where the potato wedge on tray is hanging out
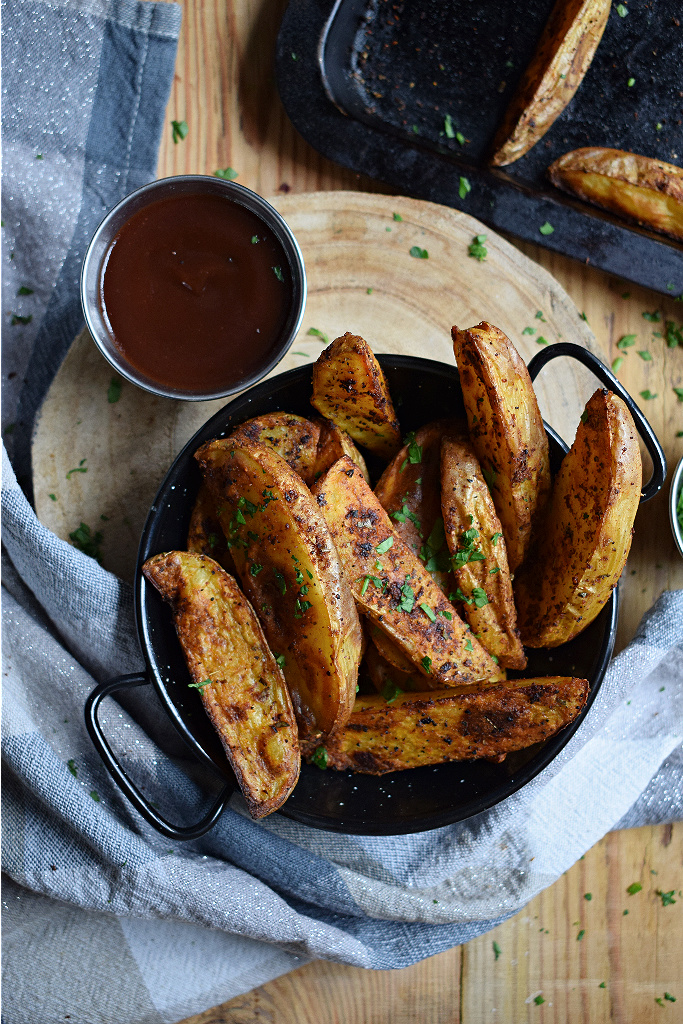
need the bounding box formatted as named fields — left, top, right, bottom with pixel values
left=490, top=0, right=611, bottom=166
left=312, top=456, right=503, bottom=687
left=186, top=481, right=235, bottom=573
left=548, top=148, right=683, bottom=242
left=452, top=322, right=551, bottom=572
left=311, top=333, right=402, bottom=459
left=229, top=412, right=321, bottom=486
left=441, top=436, right=526, bottom=670
left=194, top=438, right=363, bottom=743
left=321, top=677, right=589, bottom=774
left=313, top=418, right=370, bottom=484
left=142, top=552, right=299, bottom=817
left=515, top=389, right=641, bottom=647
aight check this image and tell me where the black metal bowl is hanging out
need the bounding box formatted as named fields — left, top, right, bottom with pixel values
left=86, top=345, right=666, bottom=839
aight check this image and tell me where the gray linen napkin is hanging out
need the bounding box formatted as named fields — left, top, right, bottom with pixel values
left=2, top=2, right=682, bottom=1023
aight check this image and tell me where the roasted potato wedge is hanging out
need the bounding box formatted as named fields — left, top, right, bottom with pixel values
left=312, top=457, right=503, bottom=687
left=374, top=418, right=463, bottom=593
left=490, top=0, right=611, bottom=166
left=548, top=147, right=683, bottom=242
left=364, top=639, right=422, bottom=694
left=452, top=322, right=551, bottom=571
left=187, top=481, right=235, bottom=573
left=515, top=389, right=641, bottom=647
left=142, top=552, right=299, bottom=818
left=441, top=436, right=526, bottom=670
left=310, top=333, right=401, bottom=459
left=313, top=418, right=370, bottom=484
left=366, top=623, right=425, bottom=692
left=321, top=677, right=589, bottom=773
left=229, top=412, right=321, bottom=486
left=195, top=438, right=363, bottom=742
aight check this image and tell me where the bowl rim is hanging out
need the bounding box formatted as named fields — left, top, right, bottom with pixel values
left=132, top=355, right=618, bottom=835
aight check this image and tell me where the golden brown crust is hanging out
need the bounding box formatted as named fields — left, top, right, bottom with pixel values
left=452, top=322, right=551, bottom=572
left=194, top=438, right=363, bottom=742
left=321, top=677, right=589, bottom=773
left=310, top=333, right=402, bottom=459
left=312, top=457, right=503, bottom=687
left=548, top=147, right=683, bottom=241
left=490, top=0, right=611, bottom=166
left=313, top=418, right=370, bottom=484
left=186, top=481, right=235, bottom=574
left=514, top=389, right=642, bottom=647
left=229, top=412, right=321, bottom=486
left=441, top=436, right=526, bottom=670
left=142, top=551, right=299, bottom=818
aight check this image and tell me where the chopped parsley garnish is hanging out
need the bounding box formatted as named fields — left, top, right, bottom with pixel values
left=171, top=119, right=188, bottom=144
left=208, top=533, right=219, bottom=549
left=580, top=311, right=589, bottom=321
left=459, top=176, right=471, bottom=200
left=410, top=246, right=429, bottom=259
left=11, top=314, right=32, bottom=325
left=359, top=574, right=382, bottom=596
left=17, top=286, right=33, bottom=295
left=493, top=940, right=501, bottom=960
left=536, top=336, right=548, bottom=346
left=535, top=310, right=547, bottom=321
left=539, top=222, right=554, bottom=235
left=674, top=388, right=683, bottom=402
left=68, top=522, right=103, bottom=562
left=420, top=602, right=436, bottom=622
left=272, top=266, right=284, bottom=282
left=616, top=3, right=628, bottom=15
left=421, top=656, right=432, bottom=673
left=66, top=458, right=88, bottom=479
left=421, top=518, right=450, bottom=573
left=642, top=309, right=661, bottom=322
left=482, top=465, right=497, bottom=490
left=452, top=527, right=485, bottom=569
left=392, top=503, right=422, bottom=534
left=454, top=587, right=473, bottom=605
left=295, top=569, right=304, bottom=584
left=107, top=377, right=122, bottom=403
left=617, top=334, right=637, bottom=350
left=468, top=234, right=488, bottom=261
left=376, top=536, right=394, bottom=554
left=381, top=680, right=403, bottom=703
left=489, top=566, right=500, bottom=575
left=307, top=327, right=329, bottom=343
left=584, top=892, right=592, bottom=901
left=455, top=131, right=465, bottom=146
left=251, top=235, right=259, bottom=243
left=627, top=77, right=635, bottom=87
left=250, top=563, right=263, bottom=576
left=626, top=881, right=642, bottom=895
left=273, top=570, right=287, bottom=595
left=534, top=995, right=545, bottom=1005
left=366, top=288, right=373, bottom=294
left=444, top=114, right=455, bottom=139
left=637, top=350, right=652, bottom=360
left=490, top=532, right=502, bottom=546
left=440, top=609, right=452, bottom=620
left=465, top=638, right=473, bottom=651
left=664, top=993, right=676, bottom=1002
left=472, top=587, right=489, bottom=608
left=49, top=493, right=57, bottom=501
left=393, top=212, right=403, bottom=221
left=214, top=167, right=238, bottom=180
left=67, top=759, right=77, bottom=777
left=640, top=389, right=657, bottom=400
left=577, top=929, right=585, bottom=941
left=90, top=790, right=101, bottom=802
left=522, top=326, right=536, bottom=335
left=311, top=745, right=328, bottom=769
left=656, top=889, right=677, bottom=906
left=403, top=431, right=423, bottom=464
left=275, top=654, right=286, bottom=670
left=612, top=357, right=624, bottom=373
left=294, top=598, right=312, bottom=618
left=665, top=321, right=683, bottom=348
left=398, top=577, right=415, bottom=613
left=188, top=678, right=213, bottom=690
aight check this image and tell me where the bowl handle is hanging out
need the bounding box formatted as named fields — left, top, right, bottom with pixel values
left=527, top=342, right=667, bottom=502
left=85, top=673, right=232, bottom=840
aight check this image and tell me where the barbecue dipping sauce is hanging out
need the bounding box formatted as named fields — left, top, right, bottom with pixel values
left=100, top=193, right=292, bottom=393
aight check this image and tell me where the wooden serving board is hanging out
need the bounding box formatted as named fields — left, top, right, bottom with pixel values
left=33, top=190, right=602, bottom=582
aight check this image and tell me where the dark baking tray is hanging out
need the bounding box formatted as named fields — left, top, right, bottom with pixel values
left=276, top=0, right=683, bottom=297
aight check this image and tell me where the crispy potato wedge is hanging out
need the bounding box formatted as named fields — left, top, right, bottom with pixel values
left=548, top=147, right=683, bottom=242
left=490, top=0, right=611, bottom=166
left=441, top=436, right=526, bottom=670
left=313, top=418, right=370, bottom=484
left=364, top=639, right=422, bottom=694
left=186, top=481, right=235, bottom=573
left=310, top=333, right=401, bottom=459
left=195, top=438, right=363, bottom=742
left=374, top=418, right=463, bottom=593
left=452, top=322, right=551, bottom=571
left=366, top=623, right=426, bottom=691
left=312, top=457, right=503, bottom=687
left=514, top=389, right=641, bottom=647
left=320, top=677, right=589, bottom=773
left=142, top=552, right=299, bottom=817
left=229, top=412, right=321, bottom=486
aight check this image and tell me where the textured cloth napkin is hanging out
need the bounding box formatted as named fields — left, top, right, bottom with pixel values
left=2, top=2, right=683, bottom=1023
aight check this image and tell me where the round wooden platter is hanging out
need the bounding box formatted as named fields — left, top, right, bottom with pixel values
left=33, top=190, right=601, bottom=582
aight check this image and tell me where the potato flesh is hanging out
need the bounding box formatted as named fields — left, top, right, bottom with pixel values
left=441, top=436, right=526, bottom=670
left=490, top=0, right=611, bottom=166
left=548, top=148, right=683, bottom=242
left=229, top=412, right=321, bottom=486
left=142, top=552, right=299, bottom=818
left=514, top=389, right=641, bottom=647
left=312, top=457, right=503, bottom=687
left=194, top=438, right=362, bottom=741
left=322, top=677, right=589, bottom=773
left=313, top=418, right=370, bottom=483
left=311, top=333, right=401, bottom=459
left=452, top=322, right=551, bottom=572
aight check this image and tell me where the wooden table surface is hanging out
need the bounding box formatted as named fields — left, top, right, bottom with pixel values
left=152, top=2, right=683, bottom=1020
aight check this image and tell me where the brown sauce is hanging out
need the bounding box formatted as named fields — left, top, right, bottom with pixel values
left=100, top=193, right=292, bottom=393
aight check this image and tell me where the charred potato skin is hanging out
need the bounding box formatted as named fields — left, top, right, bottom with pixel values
left=452, top=322, right=551, bottom=572
left=490, top=0, right=611, bottom=166
left=142, top=552, right=299, bottom=818
left=310, top=333, right=402, bottom=459
left=548, top=147, right=683, bottom=242
left=441, top=436, right=526, bottom=670
left=322, top=677, right=589, bottom=773
left=312, top=457, right=502, bottom=687
left=194, top=438, right=363, bottom=741
left=229, top=412, right=321, bottom=486
left=514, top=389, right=642, bottom=647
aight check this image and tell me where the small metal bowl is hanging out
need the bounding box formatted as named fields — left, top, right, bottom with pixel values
left=671, top=456, right=683, bottom=558
left=80, top=175, right=307, bottom=401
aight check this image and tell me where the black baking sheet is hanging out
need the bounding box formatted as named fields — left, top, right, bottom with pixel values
left=276, top=0, right=683, bottom=296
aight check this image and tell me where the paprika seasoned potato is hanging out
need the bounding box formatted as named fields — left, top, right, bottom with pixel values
left=441, top=435, right=526, bottom=670
left=311, top=333, right=402, bottom=459
left=490, top=0, right=611, bottom=166
left=194, top=438, right=363, bottom=743
left=452, top=322, right=551, bottom=571
left=548, top=148, right=683, bottom=242
left=514, top=389, right=641, bottom=647
left=142, top=551, right=299, bottom=818
left=229, top=412, right=321, bottom=487
left=321, top=677, right=589, bottom=774
left=312, top=456, right=503, bottom=687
